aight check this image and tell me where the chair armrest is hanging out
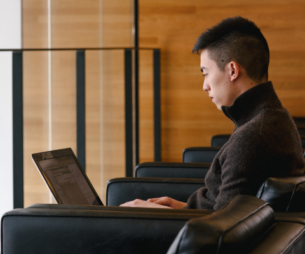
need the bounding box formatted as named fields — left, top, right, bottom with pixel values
left=135, top=162, right=210, bottom=179
left=2, top=205, right=211, bottom=254
left=167, top=195, right=274, bottom=254
left=256, top=175, right=305, bottom=212
left=106, top=177, right=205, bottom=206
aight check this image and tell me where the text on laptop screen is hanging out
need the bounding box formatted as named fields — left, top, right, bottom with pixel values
left=38, top=155, right=100, bottom=205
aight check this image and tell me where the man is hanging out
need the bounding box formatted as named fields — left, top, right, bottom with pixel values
left=121, top=16, right=305, bottom=210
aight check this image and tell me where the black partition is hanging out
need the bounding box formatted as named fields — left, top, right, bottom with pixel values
left=76, top=50, right=86, bottom=171
left=12, top=51, right=23, bottom=209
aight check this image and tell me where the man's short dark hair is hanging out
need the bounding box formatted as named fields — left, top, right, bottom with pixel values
left=193, top=16, right=269, bottom=82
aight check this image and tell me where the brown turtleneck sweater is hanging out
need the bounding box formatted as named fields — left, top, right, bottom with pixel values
left=186, top=81, right=305, bottom=210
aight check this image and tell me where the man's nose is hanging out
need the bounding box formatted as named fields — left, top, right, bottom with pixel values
left=203, top=81, right=210, bottom=91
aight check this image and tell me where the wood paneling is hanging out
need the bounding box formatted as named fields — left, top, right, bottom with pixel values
left=101, top=1, right=134, bottom=47
left=51, top=0, right=101, bottom=48
left=51, top=51, right=77, bottom=151
left=22, top=0, right=48, bottom=48
left=85, top=50, right=102, bottom=200
left=100, top=50, right=126, bottom=200
left=22, top=0, right=134, bottom=205
left=23, top=51, right=50, bottom=207
left=139, top=50, right=154, bottom=163
left=139, top=0, right=305, bottom=161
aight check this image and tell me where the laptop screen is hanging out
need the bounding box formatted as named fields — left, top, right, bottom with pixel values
left=33, top=148, right=103, bottom=206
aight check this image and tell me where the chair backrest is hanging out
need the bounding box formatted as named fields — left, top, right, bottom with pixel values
left=135, top=162, right=211, bottom=179
left=182, top=147, right=220, bottom=163
left=256, top=175, right=305, bottom=212
left=297, top=125, right=305, bottom=135
left=106, top=177, right=206, bottom=206
left=301, top=135, right=305, bottom=149
left=293, top=117, right=305, bottom=125
left=167, top=195, right=274, bottom=254
left=211, top=134, right=231, bottom=147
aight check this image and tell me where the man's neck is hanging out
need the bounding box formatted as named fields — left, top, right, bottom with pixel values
left=234, top=74, right=267, bottom=100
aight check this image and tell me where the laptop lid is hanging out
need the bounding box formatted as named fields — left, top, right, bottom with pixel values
left=32, top=148, right=103, bottom=206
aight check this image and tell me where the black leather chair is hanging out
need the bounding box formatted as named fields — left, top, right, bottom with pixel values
left=301, top=135, right=305, bottom=148
left=293, top=117, right=305, bottom=125
left=107, top=175, right=305, bottom=213
left=1, top=203, right=212, bottom=254
left=135, top=162, right=210, bottom=179
left=132, top=147, right=216, bottom=180
left=297, top=125, right=305, bottom=135
left=211, top=134, right=231, bottom=147
left=167, top=196, right=305, bottom=254
left=136, top=144, right=304, bottom=179
left=257, top=175, right=305, bottom=212
left=182, top=147, right=220, bottom=163
left=3, top=195, right=305, bottom=254
left=106, top=177, right=205, bottom=206
left=167, top=195, right=273, bottom=254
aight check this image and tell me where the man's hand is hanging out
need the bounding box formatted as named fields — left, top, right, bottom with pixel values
left=147, top=197, right=187, bottom=209
left=120, top=199, right=172, bottom=209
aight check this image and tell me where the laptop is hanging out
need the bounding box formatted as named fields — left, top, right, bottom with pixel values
left=32, top=148, right=103, bottom=206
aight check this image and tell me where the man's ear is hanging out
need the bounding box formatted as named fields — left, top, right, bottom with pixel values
left=228, top=61, right=239, bottom=81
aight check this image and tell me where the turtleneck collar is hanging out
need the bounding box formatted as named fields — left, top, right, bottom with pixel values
left=221, top=81, right=282, bottom=127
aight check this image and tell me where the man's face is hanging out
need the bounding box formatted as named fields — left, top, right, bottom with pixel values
left=200, top=49, right=236, bottom=110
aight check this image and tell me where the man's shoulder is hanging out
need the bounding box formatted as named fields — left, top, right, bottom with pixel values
left=260, top=107, right=297, bottom=137
left=241, top=106, right=294, bottom=136
left=228, top=107, right=295, bottom=150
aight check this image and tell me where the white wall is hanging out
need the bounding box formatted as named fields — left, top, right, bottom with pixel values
left=0, top=0, right=22, bottom=217
left=0, top=52, right=14, bottom=216
left=0, top=0, right=22, bottom=49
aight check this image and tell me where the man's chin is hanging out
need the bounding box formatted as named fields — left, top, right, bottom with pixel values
left=215, top=104, right=222, bottom=111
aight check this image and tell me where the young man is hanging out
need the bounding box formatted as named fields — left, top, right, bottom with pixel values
left=121, top=16, right=305, bottom=210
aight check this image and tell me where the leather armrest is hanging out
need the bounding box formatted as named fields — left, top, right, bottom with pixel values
left=135, top=162, right=211, bottom=179
left=256, top=176, right=305, bottom=212
left=106, top=177, right=205, bottom=206
left=167, top=195, right=274, bottom=254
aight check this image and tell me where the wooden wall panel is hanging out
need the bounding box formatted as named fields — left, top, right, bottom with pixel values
left=100, top=0, right=133, bottom=198
left=85, top=50, right=102, bottom=200
left=22, top=0, right=48, bottom=48
left=23, top=0, right=134, bottom=205
left=23, top=0, right=50, bottom=207
left=139, top=50, right=154, bottom=163
left=51, top=0, right=101, bottom=48
left=100, top=50, right=126, bottom=200
left=23, top=52, right=50, bottom=207
left=139, top=0, right=305, bottom=162
left=101, top=0, right=134, bottom=47
left=84, top=49, right=133, bottom=202
left=51, top=51, right=77, bottom=151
